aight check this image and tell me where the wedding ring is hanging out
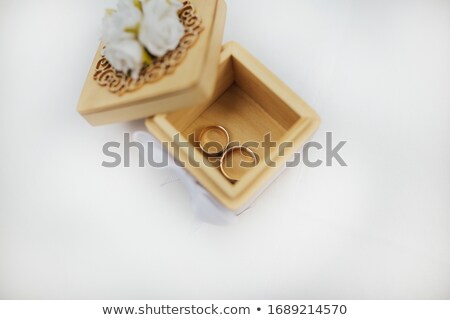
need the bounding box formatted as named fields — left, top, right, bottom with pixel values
left=198, top=126, right=230, bottom=157
left=220, top=146, right=258, bottom=183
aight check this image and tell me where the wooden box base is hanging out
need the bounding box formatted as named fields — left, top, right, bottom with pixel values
left=146, top=42, right=320, bottom=211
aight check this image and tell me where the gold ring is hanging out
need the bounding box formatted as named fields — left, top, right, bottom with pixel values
left=198, top=126, right=230, bottom=157
left=220, top=146, right=258, bottom=183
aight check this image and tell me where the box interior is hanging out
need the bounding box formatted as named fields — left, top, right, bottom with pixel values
left=165, top=51, right=301, bottom=183
left=147, top=42, right=320, bottom=210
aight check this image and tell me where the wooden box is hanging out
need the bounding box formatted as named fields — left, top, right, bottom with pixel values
left=146, top=42, right=320, bottom=211
left=77, top=0, right=320, bottom=213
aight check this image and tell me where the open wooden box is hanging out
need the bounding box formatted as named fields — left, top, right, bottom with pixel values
left=146, top=42, right=320, bottom=211
left=77, top=0, right=320, bottom=214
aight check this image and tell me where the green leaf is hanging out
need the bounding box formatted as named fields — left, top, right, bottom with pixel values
left=142, top=48, right=152, bottom=66
left=133, top=0, right=143, bottom=11
left=125, top=22, right=140, bottom=35
left=105, top=8, right=117, bottom=16
left=125, top=26, right=138, bottom=34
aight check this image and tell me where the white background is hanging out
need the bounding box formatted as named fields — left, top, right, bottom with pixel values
left=0, top=0, right=449, bottom=299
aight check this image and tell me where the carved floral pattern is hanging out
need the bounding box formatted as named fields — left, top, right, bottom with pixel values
left=93, top=1, right=203, bottom=96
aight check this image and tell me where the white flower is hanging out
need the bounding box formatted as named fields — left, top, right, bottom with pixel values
left=101, top=0, right=142, bottom=43
left=141, top=0, right=183, bottom=11
left=101, top=0, right=184, bottom=78
left=139, top=0, right=184, bottom=57
left=165, top=0, right=183, bottom=11
left=104, top=38, right=144, bottom=79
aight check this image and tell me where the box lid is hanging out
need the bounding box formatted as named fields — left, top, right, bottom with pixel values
left=77, top=0, right=227, bottom=126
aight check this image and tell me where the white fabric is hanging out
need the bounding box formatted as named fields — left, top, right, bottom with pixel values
left=132, top=131, right=238, bottom=225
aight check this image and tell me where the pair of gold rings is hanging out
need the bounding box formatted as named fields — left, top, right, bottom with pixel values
left=198, top=126, right=258, bottom=182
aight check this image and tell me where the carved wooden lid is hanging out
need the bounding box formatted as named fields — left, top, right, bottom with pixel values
left=77, top=0, right=227, bottom=126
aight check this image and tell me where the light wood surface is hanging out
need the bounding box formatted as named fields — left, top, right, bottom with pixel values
left=146, top=42, right=320, bottom=211
left=77, top=0, right=227, bottom=125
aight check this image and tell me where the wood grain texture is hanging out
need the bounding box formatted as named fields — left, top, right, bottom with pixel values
left=77, top=0, right=227, bottom=126
left=146, top=42, right=321, bottom=211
